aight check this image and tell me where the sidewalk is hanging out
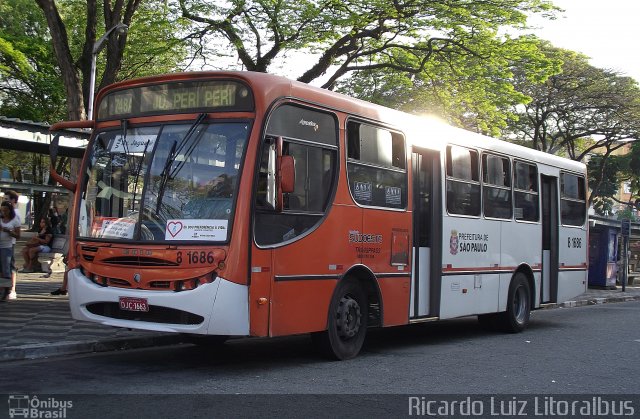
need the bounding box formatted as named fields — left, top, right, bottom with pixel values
left=0, top=270, right=183, bottom=362
left=1, top=231, right=639, bottom=362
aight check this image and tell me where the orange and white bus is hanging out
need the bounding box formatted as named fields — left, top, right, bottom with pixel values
left=49, top=71, right=588, bottom=359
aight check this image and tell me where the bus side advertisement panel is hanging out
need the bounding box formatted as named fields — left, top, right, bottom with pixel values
left=440, top=216, right=502, bottom=319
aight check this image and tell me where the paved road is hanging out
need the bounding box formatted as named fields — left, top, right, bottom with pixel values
left=2, top=302, right=639, bottom=395
left=2, top=302, right=639, bottom=418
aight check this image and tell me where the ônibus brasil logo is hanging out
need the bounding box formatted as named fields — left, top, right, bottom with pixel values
left=8, top=395, right=73, bottom=418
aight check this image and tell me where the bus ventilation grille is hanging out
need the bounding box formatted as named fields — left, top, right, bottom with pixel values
left=86, top=303, right=204, bottom=325
left=101, top=257, right=180, bottom=267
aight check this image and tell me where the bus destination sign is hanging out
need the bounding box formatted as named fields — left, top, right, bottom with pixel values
left=98, top=80, right=253, bottom=120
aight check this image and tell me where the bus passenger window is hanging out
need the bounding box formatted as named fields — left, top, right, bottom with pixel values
left=482, top=153, right=512, bottom=219
left=446, top=145, right=480, bottom=216
left=346, top=121, right=407, bottom=209
left=513, top=161, right=539, bottom=222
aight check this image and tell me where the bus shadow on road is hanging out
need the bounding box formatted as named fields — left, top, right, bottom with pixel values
left=166, top=315, right=564, bottom=366
left=80, top=315, right=567, bottom=377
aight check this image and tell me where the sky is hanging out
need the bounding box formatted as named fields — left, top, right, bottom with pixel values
left=530, top=0, right=640, bottom=82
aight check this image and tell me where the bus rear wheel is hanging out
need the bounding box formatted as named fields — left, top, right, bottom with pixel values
left=496, top=273, right=531, bottom=333
left=312, top=278, right=368, bottom=360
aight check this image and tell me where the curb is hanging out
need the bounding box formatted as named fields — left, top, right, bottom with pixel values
left=0, top=334, right=183, bottom=363
left=540, top=295, right=640, bottom=310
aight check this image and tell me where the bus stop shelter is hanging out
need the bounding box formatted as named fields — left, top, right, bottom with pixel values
left=0, top=116, right=88, bottom=223
left=588, top=215, right=640, bottom=288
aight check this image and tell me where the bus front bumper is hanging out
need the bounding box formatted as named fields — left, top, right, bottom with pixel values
left=67, top=268, right=249, bottom=336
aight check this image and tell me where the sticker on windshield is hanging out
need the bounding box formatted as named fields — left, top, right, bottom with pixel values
left=98, top=217, right=136, bottom=239
left=109, top=135, right=157, bottom=154
left=165, top=219, right=228, bottom=241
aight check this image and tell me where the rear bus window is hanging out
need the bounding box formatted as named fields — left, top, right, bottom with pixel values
left=561, top=173, right=586, bottom=226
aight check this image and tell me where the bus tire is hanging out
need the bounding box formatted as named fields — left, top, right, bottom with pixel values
left=311, top=278, right=368, bottom=360
left=496, top=273, right=531, bottom=333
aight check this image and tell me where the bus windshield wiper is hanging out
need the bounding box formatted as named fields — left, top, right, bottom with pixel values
left=155, top=113, right=207, bottom=214
left=130, top=138, right=151, bottom=212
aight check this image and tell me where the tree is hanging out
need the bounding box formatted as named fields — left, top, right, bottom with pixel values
left=177, top=0, right=558, bottom=89
left=587, top=154, right=623, bottom=216
left=0, top=0, right=66, bottom=121
left=29, top=0, right=188, bottom=120
left=1, top=0, right=189, bottom=228
left=334, top=34, right=555, bottom=136
left=506, top=44, right=640, bottom=161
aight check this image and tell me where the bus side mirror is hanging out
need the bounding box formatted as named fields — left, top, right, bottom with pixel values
left=50, top=133, right=60, bottom=167
left=49, top=120, right=93, bottom=191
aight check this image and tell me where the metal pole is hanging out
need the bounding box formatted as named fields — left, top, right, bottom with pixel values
left=87, top=23, right=128, bottom=120
left=87, top=52, right=98, bottom=120
left=623, top=236, right=629, bottom=292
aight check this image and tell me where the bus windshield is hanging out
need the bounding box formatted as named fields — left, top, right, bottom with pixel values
left=77, top=119, right=250, bottom=243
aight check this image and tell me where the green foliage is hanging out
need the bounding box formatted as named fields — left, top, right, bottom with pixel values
left=505, top=43, right=640, bottom=161
left=0, top=0, right=189, bottom=120
left=335, top=34, right=555, bottom=136
left=177, top=0, right=559, bottom=90
left=0, top=0, right=66, bottom=121
left=588, top=154, right=622, bottom=216
left=616, top=208, right=637, bottom=222
left=117, top=2, right=191, bottom=79
left=588, top=146, right=640, bottom=217
left=0, top=149, right=33, bottom=182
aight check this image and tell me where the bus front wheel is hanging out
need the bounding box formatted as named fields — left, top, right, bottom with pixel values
left=312, top=278, right=368, bottom=360
left=496, top=273, right=531, bottom=333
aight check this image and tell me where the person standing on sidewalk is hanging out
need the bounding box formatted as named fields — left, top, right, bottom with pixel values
left=3, top=190, right=21, bottom=300
left=0, top=201, right=21, bottom=300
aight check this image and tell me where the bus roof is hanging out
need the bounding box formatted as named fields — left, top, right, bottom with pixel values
left=98, top=71, right=586, bottom=174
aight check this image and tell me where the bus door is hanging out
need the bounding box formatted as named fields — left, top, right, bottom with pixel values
left=541, top=175, right=559, bottom=303
left=410, top=148, right=442, bottom=319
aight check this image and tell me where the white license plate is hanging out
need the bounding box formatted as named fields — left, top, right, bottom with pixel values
left=119, top=296, right=149, bottom=312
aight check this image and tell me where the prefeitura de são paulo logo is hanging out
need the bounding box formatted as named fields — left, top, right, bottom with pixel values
left=8, top=395, right=73, bottom=418
left=449, top=230, right=459, bottom=255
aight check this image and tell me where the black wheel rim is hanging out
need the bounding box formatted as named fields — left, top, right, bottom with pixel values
left=336, top=294, right=361, bottom=340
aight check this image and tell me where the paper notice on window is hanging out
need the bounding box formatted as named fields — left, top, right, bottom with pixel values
left=385, top=186, right=402, bottom=205
left=354, top=181, right=372, bottom=202
left=99, top=217, right=135, bottom=239
left=165, top=219, right=228, bottom=241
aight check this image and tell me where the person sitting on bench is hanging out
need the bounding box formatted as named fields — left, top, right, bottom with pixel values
left=20, top=217, right=53, bottom=273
